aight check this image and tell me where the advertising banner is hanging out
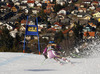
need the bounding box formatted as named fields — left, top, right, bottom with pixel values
left=25, top=25, right=38, bottom=36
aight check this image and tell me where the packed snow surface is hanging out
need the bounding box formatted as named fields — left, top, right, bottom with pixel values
left=0, top=40, right=100, bottom=74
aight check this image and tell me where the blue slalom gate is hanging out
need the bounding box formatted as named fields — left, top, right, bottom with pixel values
left=23, top=16, right=40, bottom=55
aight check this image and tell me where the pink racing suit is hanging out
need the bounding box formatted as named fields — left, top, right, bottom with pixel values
left=43, top=46, right=58, bottom=59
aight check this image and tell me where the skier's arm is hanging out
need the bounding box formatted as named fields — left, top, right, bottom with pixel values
left=43, top=47, right=47, bottom=55
left=43, top=47, right=48, bottom=59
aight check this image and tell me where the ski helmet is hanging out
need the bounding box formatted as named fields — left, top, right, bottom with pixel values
left=49, top=41, right=55, bottom=44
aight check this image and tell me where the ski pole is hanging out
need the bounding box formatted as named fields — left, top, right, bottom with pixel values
left=41, top=59, right=46, bottom=65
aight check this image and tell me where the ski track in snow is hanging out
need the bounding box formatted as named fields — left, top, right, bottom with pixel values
left=0, top=40, right=100, bottom=74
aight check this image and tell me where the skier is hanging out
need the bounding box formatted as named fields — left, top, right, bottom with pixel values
left=43, top=41, right=70, bottom=64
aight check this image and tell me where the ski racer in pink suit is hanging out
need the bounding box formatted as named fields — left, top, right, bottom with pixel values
left=43, top=41, right=70, bottom=63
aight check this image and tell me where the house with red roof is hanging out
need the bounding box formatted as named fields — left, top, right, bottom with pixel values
left=52, top=22, right=62, bottom=30
left=62, top=28, right=74, bottom=37
left=27, top=0, right=35, bottom=3
left=44, top=3, right=55, bottom=14
left=21, top=20, right=29, bottom=25
left=42, top=1, right=50, bottom=4
left=57, top=9, right=67, bottom=15
left=83, top=32, right=95, bottom=39
left=96, top=8, right=100, bottom=12
left=48, top=28, right=56, bottom=32
left=27, top=0, right=35, bottom=7
left=47, top=22, right=62, bottom=32
left=78, top=8, right=87, bottom=13
left=91, top=1, right=99, bottom=6
left=88, top=23, right=96, bottom=28
left=20, top=25, right=26, bottom=32
left=0, top=6, right=7, bottom=13
left=6, top=3, right=12, bottom=8
left=21, top=0, right=27, bottom=4
left=82, top=0, right=91, bottom=4
left=63, top=28, right=70, bottom=34
left=83, top=22, right=96, bottom=39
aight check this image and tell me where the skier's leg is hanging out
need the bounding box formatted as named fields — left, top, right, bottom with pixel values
left=62, top=57, right=70, bottom=63
left=54, top=58, right=59, bottom=62
left=54, top=58, right=63, bottom=65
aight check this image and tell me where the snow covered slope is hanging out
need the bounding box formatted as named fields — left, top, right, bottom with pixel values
left=0, top=40, right=100, bottom=74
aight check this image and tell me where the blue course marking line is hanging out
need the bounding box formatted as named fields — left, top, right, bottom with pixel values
left=0, top=54, right=26, bottom=67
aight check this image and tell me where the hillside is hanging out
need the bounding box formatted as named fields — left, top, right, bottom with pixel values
left=0, top=39, right=100, bottom=74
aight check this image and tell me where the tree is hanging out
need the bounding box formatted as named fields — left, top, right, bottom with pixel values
left=37, top=9, right=47, bottom=22
left=54, top=4, right=65, bottom=13
left=0, top=27, right=23, bottom=52
left=73, top=22, right=83, bottom=40
left=12, top=33, right=22, bottom=52
left=54, top=31, right=64, bottom=43
left=60, top=36, right=76, bottom=57
left=0, top=27, right=14, bottom=51
left=47, top=21, right=51, bottom=28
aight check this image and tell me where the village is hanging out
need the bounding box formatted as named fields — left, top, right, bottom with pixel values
left=0, top=0, right=100, bottom=56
